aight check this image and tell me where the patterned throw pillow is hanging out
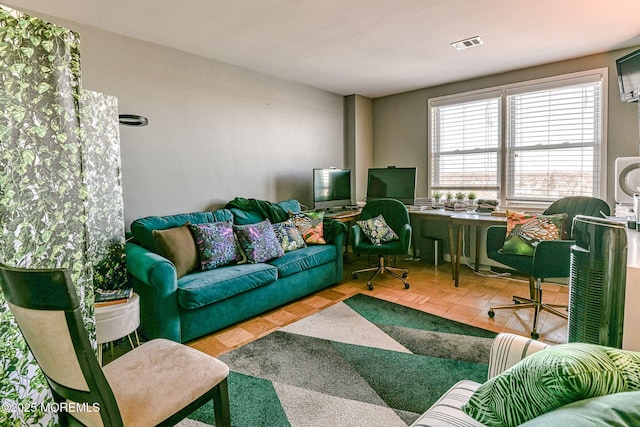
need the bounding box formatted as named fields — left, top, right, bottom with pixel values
left=233, top=220, right=285, bottom=263
left=289, top=211, right=326, bottom=245
left=498, top=210, right=567, bottom=256
left=271, top=219, right=307, bottom=252
left=357, top=215, right=399, bottom=246
left=152, top=224, right=199, bottom=278
left=187, top=221, right=243, bottom=271
left=462, top=343, right=640, bottom=427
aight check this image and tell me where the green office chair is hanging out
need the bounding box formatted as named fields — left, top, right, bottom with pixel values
left=485, top=196, right=610, bottom=339
left=0, top=263, right=231, bottom=426
left=351, top=198, right=412, bottom=290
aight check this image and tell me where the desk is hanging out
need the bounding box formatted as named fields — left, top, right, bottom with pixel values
left=448, top=213, right=506, bottom=287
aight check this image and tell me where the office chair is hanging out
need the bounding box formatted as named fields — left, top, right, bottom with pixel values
left=351, top=198, right=412, bottom=290
left=0, top=263, right=231, bottom=426
left=485, top=196, right=610, bottom=339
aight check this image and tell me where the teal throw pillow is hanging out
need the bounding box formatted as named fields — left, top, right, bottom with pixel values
left=271, top=219, right=307, bottom=252
left=233, top=220, right=285, bottom=263
left=498, top=211, right=567, bottom=256
left=357, top=214, right=399, bottom=246
left=462, top=343, right=640, bottom=427
left=187, top=221, right=243, bottom=271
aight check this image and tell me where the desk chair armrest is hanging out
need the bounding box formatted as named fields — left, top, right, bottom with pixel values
left=487, top=333, right=551, bottom=379
left=486, top=225, right=507, bottom=253
left=399, top=223, right=412, bottom=250
left=531, top=239, right=575, bottom=279
left=351, top=224, right=365, bottom=248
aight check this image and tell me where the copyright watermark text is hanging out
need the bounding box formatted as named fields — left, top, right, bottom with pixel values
left=2, top=400, right=100, bottom=414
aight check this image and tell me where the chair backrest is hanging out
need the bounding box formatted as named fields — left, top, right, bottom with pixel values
left=360, top=198, right=410, bottom=233
left=543, top=196, right=610, bottom=238
left=0, top=263, right=123, bottom=426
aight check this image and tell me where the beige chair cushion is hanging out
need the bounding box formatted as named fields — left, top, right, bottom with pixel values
left=98, top=339, right=229, bottom=427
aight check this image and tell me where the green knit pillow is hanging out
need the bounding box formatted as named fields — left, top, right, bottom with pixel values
left=462, top=343, right=640, bottom=427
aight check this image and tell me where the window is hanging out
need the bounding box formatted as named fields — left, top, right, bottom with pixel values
left=429, top=69, right=606, bottom=207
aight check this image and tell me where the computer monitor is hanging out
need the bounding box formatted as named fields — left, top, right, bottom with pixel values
left=366, top=167, right=416, bottom=205
left=313, top=168, right=352, bottom=209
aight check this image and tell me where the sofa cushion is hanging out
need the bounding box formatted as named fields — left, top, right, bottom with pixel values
left=272, top=219, right=307, bottom=252
left=188, top=221, right=243, bottom=270
left=177, top=263, right=278, bottom=309
left=519, top=390, right=640, bottom=427
left=462, top=343, right=640, bottom=427
left=131, top=209, right=234, bottom=252
left=267, top=244, right=336, bottom=278
left=152, top=225, right=199, bottom=279
left=233, top=220, right=285, bottom=263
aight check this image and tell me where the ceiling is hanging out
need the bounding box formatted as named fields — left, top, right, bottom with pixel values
left=5, top=0, right=640, bottom=98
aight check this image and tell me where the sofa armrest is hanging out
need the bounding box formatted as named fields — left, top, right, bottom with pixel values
left=487, top=333, right=550, bottom=379
left=125, top=242, right=181, bottom=341
left=323, top=217, right=347, bottom=245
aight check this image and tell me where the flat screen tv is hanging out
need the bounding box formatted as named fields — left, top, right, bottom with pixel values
left=313, top=168, right=352, bottom=209
left=366, top=167, right=416, bottom=205
left=616, top=48, right=640, bottom=103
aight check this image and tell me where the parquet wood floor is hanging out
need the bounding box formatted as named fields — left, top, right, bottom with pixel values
left=188, top=256, right=568, bottom=357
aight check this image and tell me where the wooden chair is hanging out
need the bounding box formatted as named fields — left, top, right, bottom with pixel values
left=0, top=263, right=231, bottom=426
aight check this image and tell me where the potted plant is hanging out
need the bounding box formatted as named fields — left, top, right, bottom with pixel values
left=433, top=191, right=442, bottom=203
left=446, top=192, right=453, bottom=202
left=455, top=192, right=466, bottom=201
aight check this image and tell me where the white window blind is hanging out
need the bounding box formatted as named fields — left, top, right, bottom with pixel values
left=430, top=96, right=501, bottom=197
left=429, top=70, right=605, bottom=205
left=506, top=80, right=601, bottom=202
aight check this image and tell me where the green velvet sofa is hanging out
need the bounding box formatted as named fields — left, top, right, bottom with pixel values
left=125, top=199, right=347, bottom=343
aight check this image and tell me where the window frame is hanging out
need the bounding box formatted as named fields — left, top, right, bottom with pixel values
left=427, top=68, right=608, bottom=209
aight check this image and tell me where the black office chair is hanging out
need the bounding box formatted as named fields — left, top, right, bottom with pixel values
left=0, top=263, right=231, bottom=426
left=485, top=196, right=610, bottom=339
left=351, top=198, right=412, bottom=290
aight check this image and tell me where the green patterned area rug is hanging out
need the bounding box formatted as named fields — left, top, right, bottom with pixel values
left=180, top=294, right=496, bottom=427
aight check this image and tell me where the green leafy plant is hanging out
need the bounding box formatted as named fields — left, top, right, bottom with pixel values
left=468, top=192, right=476, bottom=200
left=455, top=192, right=466, bottom=200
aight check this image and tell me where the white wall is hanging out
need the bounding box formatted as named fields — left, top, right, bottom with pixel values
left=372, top=48, right=640, bottom=209
left=21, top=12, right=345, bottom=228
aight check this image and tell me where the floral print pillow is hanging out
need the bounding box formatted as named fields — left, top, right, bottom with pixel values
left=233, top=220, right=285, bottom=263
left=271, top=219, right=307, bottom=252
left=188, top=221, right=243, bottom=270
left=357, top=215, right=399, bottom=246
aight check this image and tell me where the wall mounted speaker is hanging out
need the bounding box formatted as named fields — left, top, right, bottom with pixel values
left=615, top=156, right=640, bottom=204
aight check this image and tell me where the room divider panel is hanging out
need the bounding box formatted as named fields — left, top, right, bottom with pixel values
left=0, top=6, right=125, bottom=426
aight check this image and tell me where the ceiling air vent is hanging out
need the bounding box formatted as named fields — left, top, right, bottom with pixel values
left=451, top=36, right=484, bottom=51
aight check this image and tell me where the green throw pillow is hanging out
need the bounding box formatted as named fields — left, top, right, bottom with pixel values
left=462, top=343, right=640, bottom=427
left=357, top=214, right=399, bottom=246
left=498, top=211, right=567, bottom=256
left=518, top=391, right=640, bottom=427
